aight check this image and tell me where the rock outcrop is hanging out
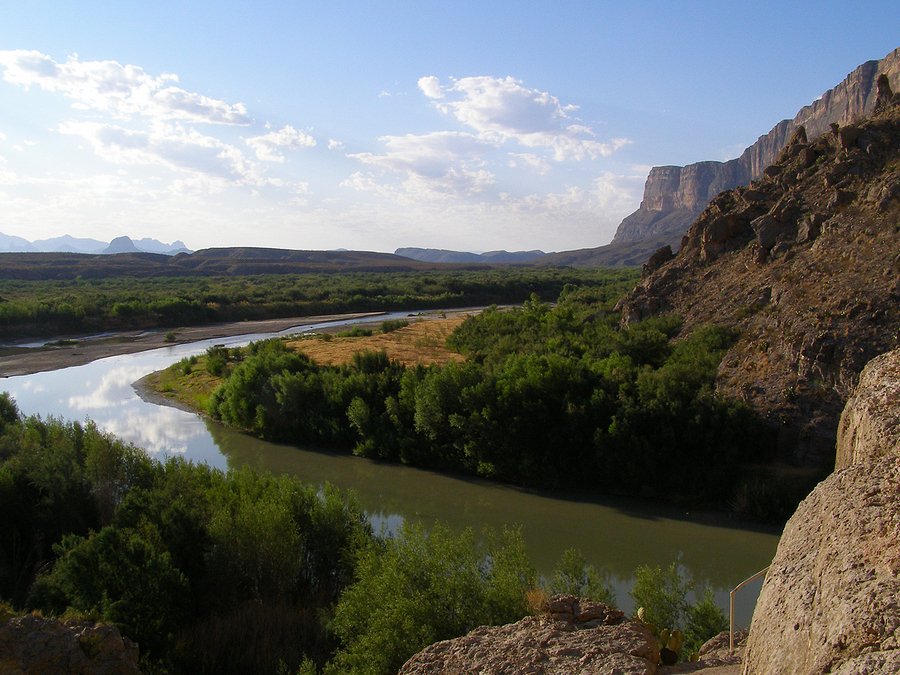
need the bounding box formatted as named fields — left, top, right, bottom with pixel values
left=618, top=93, right=900, bottom=466
left=0, top=615, right=141, bottom=674
left=612, top=47, right=900, bottom=249
left=399, top=596, right=660, bottom=674
left=835, top=349, right=900, bottom=471
left=741, top=348, right=900, bottom=674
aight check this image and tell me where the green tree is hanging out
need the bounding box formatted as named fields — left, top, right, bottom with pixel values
left=28, top=526, right=189, bottom=659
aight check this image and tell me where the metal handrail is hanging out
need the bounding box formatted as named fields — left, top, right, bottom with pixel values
left=729, top=565, right=770, bottom=653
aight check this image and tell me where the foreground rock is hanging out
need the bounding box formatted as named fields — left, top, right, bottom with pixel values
left=399, top=597, right=660, bottom=674
left=0, top=615, right=140, bottom=674
left=835, top=348, right=900, bottom=470
left=742, top=348, right=900, bottom=674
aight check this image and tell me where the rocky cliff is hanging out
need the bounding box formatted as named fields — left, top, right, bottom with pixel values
left=612, top=47, right=900, bottom=249
left=741, top=348, right=900, bottom=674
left=618, top=88, right=900, bottom=467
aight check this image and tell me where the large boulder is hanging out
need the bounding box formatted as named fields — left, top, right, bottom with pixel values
left=0, top=615, right=140, bottom=674
left=742, top=348, right=900, bottom=674
left=399, top=596, right=660, bottom=675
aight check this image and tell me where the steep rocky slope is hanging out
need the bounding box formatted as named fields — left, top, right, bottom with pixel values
left=619, top=86, right=900, bottom=467
left=742, top=348, right=900, bottom=674
left=613, top=47, right=900, bottom=250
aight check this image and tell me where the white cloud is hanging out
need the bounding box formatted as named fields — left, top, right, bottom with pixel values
left=423, top=75, right=630, bottom=161
left=502, top=172, right=640, bottom=216
left=59, top=120, right=270, bottom=186
left=0, top=130, right=6, bottom=141
left=328, top=138, right=344, bottom=151
left=507, top=152, right=551, bottom=175
left=245, top=124, right=316, bottom=162
left=347, top=131, right=495, bottom=198
left=417, top=75, right=443, bottom=99
left=0, top=49, right=251, bottom=125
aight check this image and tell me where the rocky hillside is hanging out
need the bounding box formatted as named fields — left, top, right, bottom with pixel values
left=395, top=247, right=546, bottom=264
left=618, top=81, right=900, bottom=468
left=613, top=47, right=900, bottom=250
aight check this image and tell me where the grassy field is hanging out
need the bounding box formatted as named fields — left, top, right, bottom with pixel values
left=146, top=315, right=469, bottom=412
left=286, top=316, right=467, bottom=367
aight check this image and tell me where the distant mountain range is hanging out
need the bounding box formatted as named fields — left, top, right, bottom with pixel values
left=0, top=233, right=190, bottom=255
left=394, top=247, right=547, bottom=264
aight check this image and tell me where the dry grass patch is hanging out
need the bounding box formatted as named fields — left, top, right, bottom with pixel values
left=144, top=360, right=223, bottom=412
left=286, top=317, right=467, bottom=367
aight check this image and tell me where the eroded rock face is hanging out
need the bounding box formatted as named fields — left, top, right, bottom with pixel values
left=399, top=597, right=660, bottom=675
left=0, top=615, right=141, bottom=674
left=741, top=348, right=900, bottom=674
left=835, top=348, right=900, bottom=471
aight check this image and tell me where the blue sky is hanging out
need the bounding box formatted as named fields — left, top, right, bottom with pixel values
left=1, top=1, right=897, bottom=253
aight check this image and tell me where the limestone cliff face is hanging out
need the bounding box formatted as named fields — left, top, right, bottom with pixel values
left=742, top=348, right=900, bottom=674
left=615, top=162, right=750, bottom=246
left=613, top=47, right=900, bottom=248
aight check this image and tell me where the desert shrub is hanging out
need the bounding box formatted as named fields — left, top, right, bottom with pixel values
left=337, top=326, right=373, bottom=337
left=205, top=345, right=230, bottom=376
left=548, top=547, right=615, bottom=605
left=326, top=523, right=534, bottom=675
left=684, top=587, right=728, bottom=653
left=380, top=318, right=409, bottom=333
left=631, top=562, right=691, bottom=631
left=630, top=562, right=727, bottom=660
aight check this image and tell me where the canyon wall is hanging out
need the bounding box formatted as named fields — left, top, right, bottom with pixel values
left=612, top=47, right=900, bottom=248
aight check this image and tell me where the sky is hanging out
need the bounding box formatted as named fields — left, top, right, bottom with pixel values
left=1, top=2, right=898, bottom=254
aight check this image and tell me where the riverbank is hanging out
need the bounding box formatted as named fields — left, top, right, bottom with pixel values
left=0, top=312, right=385, bottom=377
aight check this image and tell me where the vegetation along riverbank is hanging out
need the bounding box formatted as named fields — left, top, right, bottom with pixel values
left=0, top=392, right=734, bottom=674
left=148, top=284, right=805, bottom=523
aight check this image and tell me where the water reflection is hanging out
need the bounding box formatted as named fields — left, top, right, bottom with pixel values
left=67, top=365, right=151, bottom=411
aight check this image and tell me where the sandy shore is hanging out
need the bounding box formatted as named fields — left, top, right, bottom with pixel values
left=0, top=312, right=385, bottom=378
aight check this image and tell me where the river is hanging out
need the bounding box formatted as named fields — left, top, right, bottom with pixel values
left=0, top=311, right=779, bottom=625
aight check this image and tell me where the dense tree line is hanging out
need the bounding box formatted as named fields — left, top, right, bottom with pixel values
left=0, top=396, right=368, bottom=672
left=209, top=287, right=770, bottom=508
left=0, top=268, right=636, bottom=338
left=0, top=394, right=726, bottom=673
